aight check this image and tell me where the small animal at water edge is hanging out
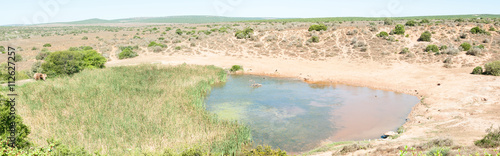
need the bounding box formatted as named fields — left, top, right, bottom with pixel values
left=34, top=73, right=47, bottom=81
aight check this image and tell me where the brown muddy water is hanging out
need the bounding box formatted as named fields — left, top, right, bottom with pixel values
left=204, top=74, right=419, bottom=153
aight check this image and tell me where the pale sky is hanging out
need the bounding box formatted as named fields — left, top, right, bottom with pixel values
left=1, top=0, right=499, bottom=25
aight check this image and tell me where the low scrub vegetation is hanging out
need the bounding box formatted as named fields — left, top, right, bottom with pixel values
left=460, top=42, right=472, bottom=51
left=235, top=28, right=253, bottom=39
left=43, top=43, right=51, bottom=47
left=393, top=24, right=405, bottom=35
left=148, top=41, right=167, bottom=48
left=230, top=65, right=243, bottom=72
left=308, top=24, right=327, bottom=31
left=472, top=66, right=483, bottom=75
left=118, top=47, right=138, bottom=59
left=242, top=145, right=287, bottom=156
left=425, top=45, right=439, bottom=53
left=484, top=61, right=500, bottom=76
left=376, top=31, right=389, bottom=38
left=418, top=31, right=432, bottom=42
left=475, top=127, right=500, bottom=148
left=41, top=48, right=106, bottom=76
left=405, top=20, right=417, bottom=26
left=470, top=26, right=490, bottom=35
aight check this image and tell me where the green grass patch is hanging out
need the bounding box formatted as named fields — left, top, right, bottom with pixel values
left=17, top=64, right=251, bottom=155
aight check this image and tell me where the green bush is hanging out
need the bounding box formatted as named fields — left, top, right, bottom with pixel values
left=440, top=45, right=448, bottom=50
left=235, top=28, right=254, bottom=39
left=43, top=43, right=51, bottom=47
left=31, top=47, right=38, bottom=50
left=69, top=46, right=93, bottom=51
left=476, top=44, right=485, bottom=49
left=148, top=41, right=167, bottom=48
left=460, top=42, right=472, bottom=51
left=425, top=45, right=439, bottom=53
left=0, top=46, right=4, bottom=53
left=42, top=49, right=106, bottom=76
left=242, top=145, right=287, bottom=156
left=0, top=94, right=31, bottom=148
left=475, top=127, right=500, bottom=148
left=176, top=29, right=183, bottom=35
left=36, top=51, right=51, bottom=60
left=310, top=36, right=319, bottom=43
left=484, top=61, right=500, bottom=76
left=418, top=31, right=432, bottom=42
left=489, top=26, right=496, bottom=31
left=420, top=19, right=430, bottom=24
left=376, top=31, right=389, bottom=38
left=82, top=36, right=88, bottom=40
left=118, top=48, right=138, bottom=60
left=405, top=20, right=417, bottom=26
left=14, top=54, right=23, bottom=62
left=393, top=24, right=405, bottom=35
left=174, top=46, right=181, bottom=50
left=383, top=18, right=393, bottom=25
left=230, top=65, right=243, bottom=72
left=308, top=24, right=327, bottom=31
left=470, top=26, right=489, bottom=35
left=427, top=147, right=450, bottom=156
left=400, top=48, right=410, bottom=54
left=165, top=27, right=172, bottom=31
left=472, top=66, right=483, bottom=75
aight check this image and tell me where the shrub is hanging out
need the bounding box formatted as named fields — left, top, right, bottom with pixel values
left=472, top=66, right=483, bottom=75
left=393, top=24, right=405, bottom=35
left=0, top=46, right=4, bottom=53
left=489, top=26, right=496, bottom=31
left=308, top=24, right=327, bottom=31
left=158, top=37, right=165, bottom=40
left=470, top=26, right=489, bottom=35
left=176, top=29, right=183, bottom=35
left=31, top=47, right=38, bottom=50
left=14, top=54, right=23, bottom=62
left=466, top=47, right=482, bottom=56
left=36, top=51, right=51, bottom=60
left=420, top=19, right=430, bottom=24
left=442, top=48, right=460, bottom=55
left=0, top=94, right=31, bottom=148
left=376, top=31, right=389, bottom=38
left=118, top=48, right=138, bottom=59
left=148, top=41, right=167, bottom=48
left=443, top=57, right=452, bottom=64
left=230, top=65, right=243, bottom=72
left=133, top=35, right=141, bottom=39
left=165, top=27, right=172, bottom=31
left=425, top=45, right=439, bottom=53
left=476, top=44, right=485, bottom=49
left=427, top=147, right=450, bottom=156
left=484, top=61, right=500, bottom=76
left=310, top=36, right=319, bottom=43
left=174, top=46, right=181, bottom=50
left=418, top=31, right=432, bottom=42
left=475, top=127, right=500, bottom=148
left=242, top=145, right=287, bottom=156
left=69, top=46, right=93, bottom=51
left=82, top=36, right=88, bottom=40
left=43, top=43, right=51, bottom=47
left=235, top=28, right=253, bottom=39
left=400, top=48, right=410, bottom=54
left=384, top=18, right=393, bottom=25
left=440, top=45, right=448, bottom=50
left=460, top=42, right=472, bottom=51
left=405, top=20, right=417, bottom=26
left=42, top=49, right=106, bottom=76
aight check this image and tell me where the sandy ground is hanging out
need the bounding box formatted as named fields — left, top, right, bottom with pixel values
left=105, top=53, right=500, bottom=155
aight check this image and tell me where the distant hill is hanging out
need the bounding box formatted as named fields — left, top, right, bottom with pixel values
left=245, top=14, right=500, bottom=23
left=33, top=14, right=500, bottom=25
left=57, top=16, right=272, bottom=25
